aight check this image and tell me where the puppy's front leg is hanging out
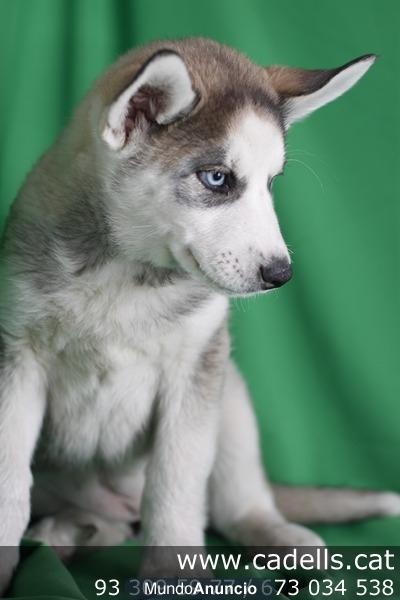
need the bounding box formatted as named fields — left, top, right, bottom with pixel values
left=140, top=327, right=228, bottom=578
left=0, top=343, right=46, bottom=592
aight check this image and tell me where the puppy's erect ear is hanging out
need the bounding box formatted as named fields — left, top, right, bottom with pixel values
left=103, top=50, right=198, bottom=150
left=266, top=54, right=376, bottom=128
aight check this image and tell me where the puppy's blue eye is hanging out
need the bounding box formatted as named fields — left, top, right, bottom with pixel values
left=197, top=170, right=227, bottom=190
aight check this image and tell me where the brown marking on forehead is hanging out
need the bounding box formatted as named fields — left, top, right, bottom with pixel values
left=149, top=87, right=282, bottom=169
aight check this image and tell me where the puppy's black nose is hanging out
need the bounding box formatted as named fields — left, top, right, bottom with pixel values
left=260, top=259, right=292, bottom=289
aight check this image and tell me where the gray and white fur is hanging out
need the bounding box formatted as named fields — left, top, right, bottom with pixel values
left=0, top=38, right=397, bottom=587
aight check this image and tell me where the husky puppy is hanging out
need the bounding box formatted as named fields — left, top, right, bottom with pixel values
left=0, top=38, right=398, bottom=585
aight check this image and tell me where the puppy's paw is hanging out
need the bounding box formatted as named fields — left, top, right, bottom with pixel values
left=26, top=513, right=133, bottom=560
left=0, top=547, right=19, bottom=596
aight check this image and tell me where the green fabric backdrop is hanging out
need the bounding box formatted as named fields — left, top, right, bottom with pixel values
left=0, top=0, right=399, bottom=597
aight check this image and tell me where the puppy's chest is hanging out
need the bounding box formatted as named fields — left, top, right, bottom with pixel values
left=40, top=267, right=227, bottom=465
left=44, top=303, right=177, bottom=465
left=43, top=337, right=160, bottom=465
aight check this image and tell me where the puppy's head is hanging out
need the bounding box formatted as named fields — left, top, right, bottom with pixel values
left=94, top=38, right=375, bottom=296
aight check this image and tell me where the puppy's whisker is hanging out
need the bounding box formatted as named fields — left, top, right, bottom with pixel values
left=286, top=147, right=320, bottom=158
left=286, top=158, right=325, bottom=192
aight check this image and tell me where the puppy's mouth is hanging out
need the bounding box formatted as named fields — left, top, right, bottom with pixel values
left=170, top=243, right=227, bottom=292
left=181, top=246, right=223, bottom=289
left=172, top=245, right=256, bottom=297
